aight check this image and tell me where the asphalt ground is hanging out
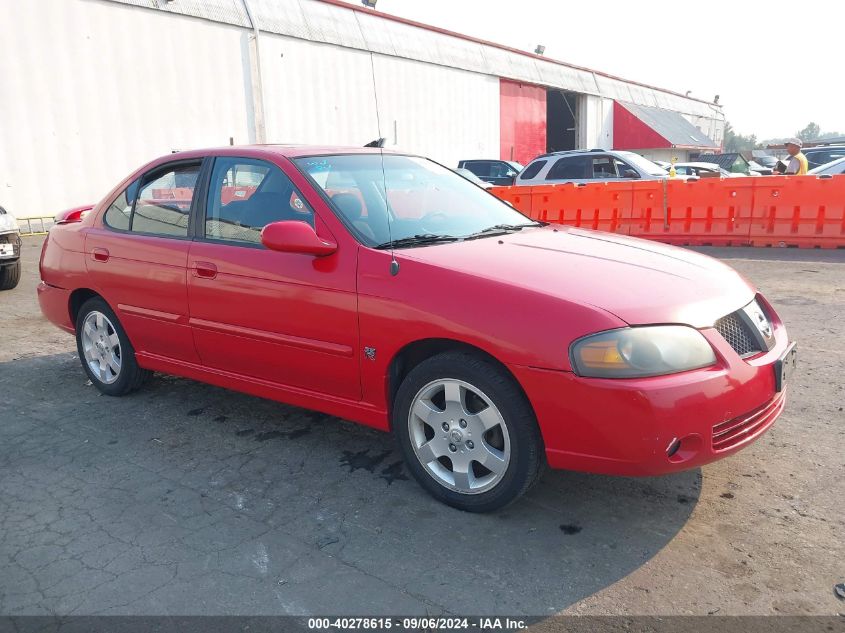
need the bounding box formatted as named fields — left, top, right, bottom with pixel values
left=1, top=236, right=843, bottom=616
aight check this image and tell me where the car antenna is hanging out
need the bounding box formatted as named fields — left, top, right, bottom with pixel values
left=366, top=52, right=399, bottom=276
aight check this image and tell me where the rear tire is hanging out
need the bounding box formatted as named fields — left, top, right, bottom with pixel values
left=75, top=297, right=150, bottom=396
left=0, top=260, right=20, bottom=290
left=393, top=351, right=544, bottom=512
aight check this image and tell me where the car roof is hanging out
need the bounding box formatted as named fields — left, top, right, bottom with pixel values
left=675, top=162, right=721, bottom=168
left=803, top=144, right=845, bottom=152
left=531, top=148, right=622, bottom=161
left=166, top=144, right=406, bottom=161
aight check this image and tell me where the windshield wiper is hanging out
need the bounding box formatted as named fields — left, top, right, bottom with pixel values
left=463, top=222, right=543, bottom=239
left=373, top=234, right=460, bottom=249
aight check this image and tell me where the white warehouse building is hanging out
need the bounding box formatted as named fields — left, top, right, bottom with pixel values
left=1, top=0, right=725, bottom=219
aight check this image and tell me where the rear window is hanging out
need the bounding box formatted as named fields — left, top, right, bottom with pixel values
left=518, top=160, right=546, bottom=180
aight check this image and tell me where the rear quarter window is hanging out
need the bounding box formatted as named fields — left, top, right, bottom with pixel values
left=518, top=160, right=546, bottom=181
left=103, top=180, right=139, bottom=231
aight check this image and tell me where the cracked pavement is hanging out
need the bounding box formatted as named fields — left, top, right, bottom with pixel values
left=0, top=237, right=842, bottom=615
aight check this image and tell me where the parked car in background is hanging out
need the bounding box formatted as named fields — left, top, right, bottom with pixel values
left=747, top=160, right=773, bottom=176
left=38, top=145, right=796, bottom=512
left=670, top=162, right=740, bottom=178
left=456, top=159, right=523, bottom=186
left=653, top=160, right=672, bottom=170
left=515, top=149, right=669, bottom=186
left=454, top=168, right=494, bottom=189
left=0, top=205, right=22, bottom=290
left=755, top=156, right=779, bottom=169
left=808, top=156, right=845, bottom=176
left=801, top=145, right=845, bottom=170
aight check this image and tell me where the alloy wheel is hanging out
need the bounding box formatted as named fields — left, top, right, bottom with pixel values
left=407, top=378, right=511, bottom=494
left=80, top=311, right=122, bottom=385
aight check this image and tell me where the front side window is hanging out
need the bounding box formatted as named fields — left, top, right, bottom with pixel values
left=295, top=154, right=536, bottom=247
left=591, top=156, right=617, bottom=178
left=205, top=158, right=314, bottom=245
left=131, top=163, right=200, bottom=238
left=463, top=161, right=492, bottom=178
left=489, top=162, right=516, bottom=179
left=615, top=152, right=667, bottom=177
left=613, top=158, right=639, bottom=178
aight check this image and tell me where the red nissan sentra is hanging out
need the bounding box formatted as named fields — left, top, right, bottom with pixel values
left=38, top=146, right=797, bottom=512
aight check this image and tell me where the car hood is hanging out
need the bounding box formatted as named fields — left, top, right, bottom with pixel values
left=0, top=213, right=19, bottom=233
left=400, top=226, right=754, bottom=328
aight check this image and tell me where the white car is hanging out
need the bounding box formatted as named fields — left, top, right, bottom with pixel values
left=454, top=168, right=495, bottom=189
left=0, top=205, right=22, bottom=290
left=808, top=156, right=845, bottom=176
left=670, top=162, right=746, bottom=178
left=515, top=149, right=669, bottom=186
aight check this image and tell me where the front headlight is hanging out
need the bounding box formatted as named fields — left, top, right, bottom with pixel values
left=570, top=326, right=717, bottom=378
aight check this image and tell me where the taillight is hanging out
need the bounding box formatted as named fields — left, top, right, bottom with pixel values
left=55, top=205, right=94, bottom=224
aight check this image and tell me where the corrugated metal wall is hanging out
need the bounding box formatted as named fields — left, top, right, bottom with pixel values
left=1, top=0, right=254, bottom=217
left=1, top=0, right=497, bottom=217
left=1, top=0, right=723, bottom=217
left=258, top=35, right=499, bottom=162
left=105, top=0, right=725, bottom=127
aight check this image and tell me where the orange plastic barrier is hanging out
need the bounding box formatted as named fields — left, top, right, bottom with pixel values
left=489, top=186, right=532, bottom=215
left=749, top=176, right=845, bottom=249
left=490, top=175, right=845, bottom=249
left=530, top=182, right=632, bottom=234
left=665, top=178, right=754, bottom=246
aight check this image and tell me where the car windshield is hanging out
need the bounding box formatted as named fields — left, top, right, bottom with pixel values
left=809, top=156, right=845, bottom=175
left=616, top=152, right=668, bottom=176
left=294, top=154, right=538, bottom=247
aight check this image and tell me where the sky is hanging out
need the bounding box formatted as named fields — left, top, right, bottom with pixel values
left=336, top=0, right=845, bottom=140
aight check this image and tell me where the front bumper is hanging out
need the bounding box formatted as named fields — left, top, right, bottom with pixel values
left=510, top=317, right=792, bottom=477
left=0, top=231, right=21, bottom=262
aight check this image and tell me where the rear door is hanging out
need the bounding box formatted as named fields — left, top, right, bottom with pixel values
left=186, top=156, right=360, bottom=400
left=544, top=155, right=593, bottom=184
left=86, top=159, right=205, bottom=363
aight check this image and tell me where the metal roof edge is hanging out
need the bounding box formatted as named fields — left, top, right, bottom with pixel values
left=314, top=0, right=723, bottom=108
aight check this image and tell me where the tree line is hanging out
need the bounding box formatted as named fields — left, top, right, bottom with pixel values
left=723, top=121, right=842, bottom=152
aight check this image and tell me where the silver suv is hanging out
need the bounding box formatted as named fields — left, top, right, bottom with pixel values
left=515, top=149, right=669, bottom=186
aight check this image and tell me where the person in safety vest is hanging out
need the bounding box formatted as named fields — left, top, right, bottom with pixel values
left=774, top=138, right=809, bottom=175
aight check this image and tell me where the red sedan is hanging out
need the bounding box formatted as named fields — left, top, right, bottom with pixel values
left=38, top=146, right=797, bottom=512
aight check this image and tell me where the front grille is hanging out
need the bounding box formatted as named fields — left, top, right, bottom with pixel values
left=712, top=393, right=785, bottom=451
left=715, top=312, right=762, bottom=357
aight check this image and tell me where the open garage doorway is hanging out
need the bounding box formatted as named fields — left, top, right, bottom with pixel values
left=547, top=90, right=579, bottom=152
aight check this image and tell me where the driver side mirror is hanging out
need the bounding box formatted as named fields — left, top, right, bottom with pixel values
left=261, top=221, right=337, bottom=256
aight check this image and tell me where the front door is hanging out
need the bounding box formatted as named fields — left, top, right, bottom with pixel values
left=186, top=156, right=360, bottom=401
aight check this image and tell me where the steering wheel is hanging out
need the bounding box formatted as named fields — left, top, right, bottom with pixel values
left=419, top=211, right=450, bottom=234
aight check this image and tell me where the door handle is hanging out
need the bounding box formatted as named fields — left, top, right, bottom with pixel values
left=192, top=261, right=218, bottom=279
left=91, top=248, right=110, bottom=262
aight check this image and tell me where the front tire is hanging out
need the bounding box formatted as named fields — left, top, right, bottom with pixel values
left=75, top=297, right=150, bottom=396
left=393, top=351, right=544, bottom=512
left=0, top=260, right=21, bottom=290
